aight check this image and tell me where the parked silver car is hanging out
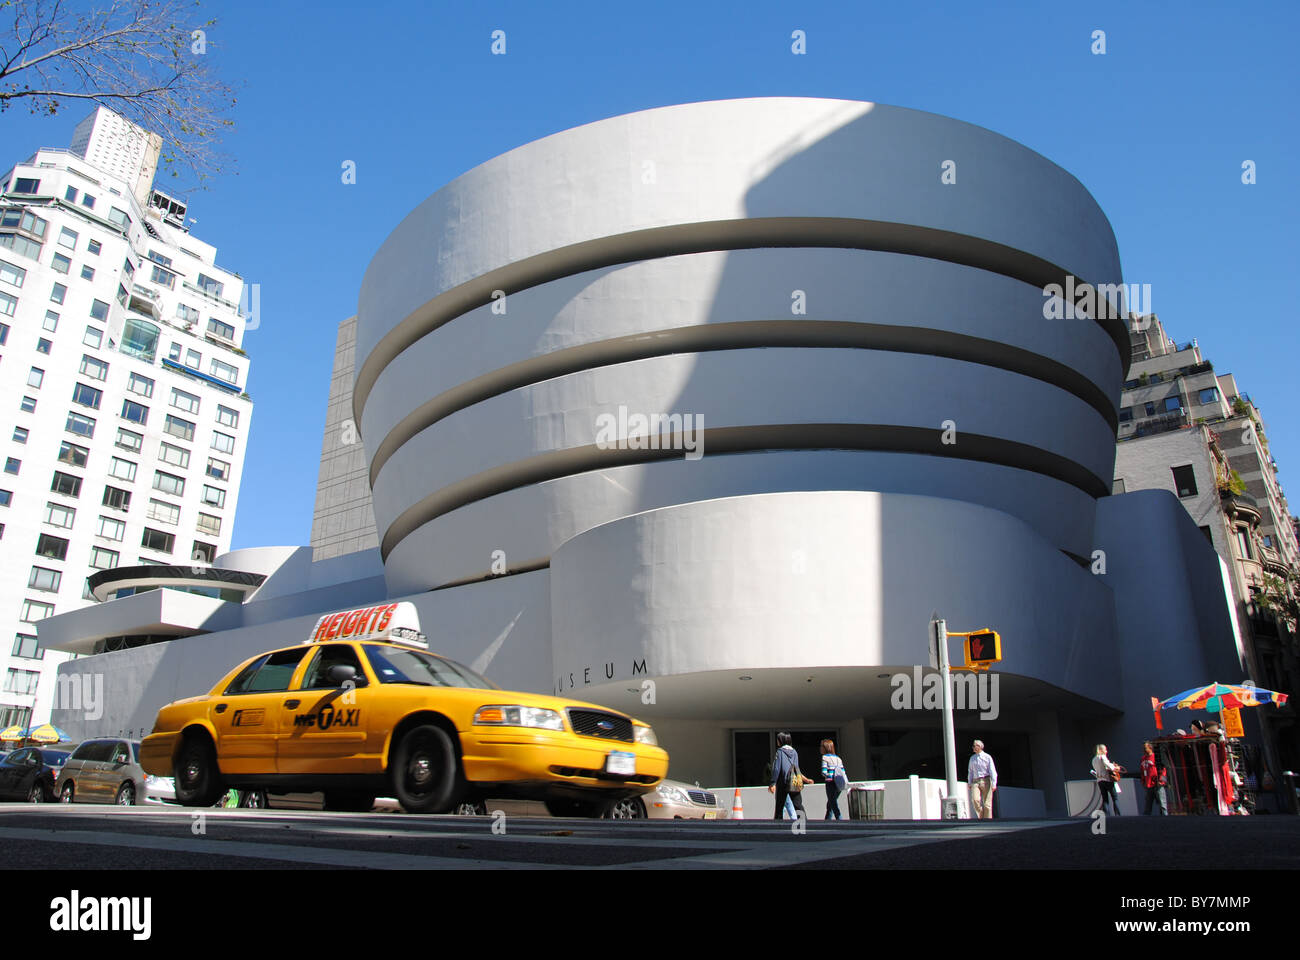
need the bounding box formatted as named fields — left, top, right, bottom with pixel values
left=56, top=739, right=173, bottom=805
left=604, top=779, right=719, bottom=819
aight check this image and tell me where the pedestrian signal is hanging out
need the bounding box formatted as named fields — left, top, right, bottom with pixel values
left=964, top=631, right=1001, bottom=667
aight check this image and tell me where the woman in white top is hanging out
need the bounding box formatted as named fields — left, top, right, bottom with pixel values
left=1093, top=744, right=1122, bottom=815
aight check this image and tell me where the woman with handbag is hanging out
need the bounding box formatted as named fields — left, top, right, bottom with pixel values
left=768, top=732, right=808, bottom=820
left=821, top=739, right=848, bottom=820
left=1093, top=744, right=1123, bottom=815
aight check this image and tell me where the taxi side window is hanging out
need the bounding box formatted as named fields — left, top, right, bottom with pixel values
left=300, top=644, right=367, bottom=690
left=224, top=655, right=270, bottom=696
left=243, top=649, right=310, bottom=693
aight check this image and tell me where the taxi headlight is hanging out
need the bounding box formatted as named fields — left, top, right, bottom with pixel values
left=634, top=724, right=658, bottom=746
left=474, top=705, right=565, bottom=731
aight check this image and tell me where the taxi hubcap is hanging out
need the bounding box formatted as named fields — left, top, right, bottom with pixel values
left=410, top=755, right=432, bottom=787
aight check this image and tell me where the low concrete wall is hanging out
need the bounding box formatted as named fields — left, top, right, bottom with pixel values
left=710, top=777, right=1046, bottom=820
left=1066, top=778, right=1141, bottom=817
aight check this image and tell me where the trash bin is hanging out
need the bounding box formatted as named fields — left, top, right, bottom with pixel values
left=848, top=784, right=885, bottom=820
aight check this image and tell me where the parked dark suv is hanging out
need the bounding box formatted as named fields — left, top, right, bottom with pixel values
left=0, top=746, right=74, bottom=802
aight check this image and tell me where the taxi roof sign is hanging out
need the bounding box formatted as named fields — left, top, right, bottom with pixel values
left=306, top=602, right=428, bottom=648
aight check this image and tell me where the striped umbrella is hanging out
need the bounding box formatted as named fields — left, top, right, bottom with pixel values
left=0, top=724, right=31, bottom=742
left=1157, top=682, right=1289, bottom=712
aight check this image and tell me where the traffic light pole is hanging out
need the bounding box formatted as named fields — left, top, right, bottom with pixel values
left=931, top=617, right=969, bottom=819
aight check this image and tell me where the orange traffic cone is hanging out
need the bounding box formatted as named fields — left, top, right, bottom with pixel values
left=731, top=786, right=744, bottom=820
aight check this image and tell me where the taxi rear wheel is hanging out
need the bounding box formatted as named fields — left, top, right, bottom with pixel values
left=391, top=725, right=458, bottom=814
left=174, top=735, right=224, bottom=807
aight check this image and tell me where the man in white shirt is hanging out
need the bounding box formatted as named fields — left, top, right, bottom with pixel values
left=968, top=740, right=998, bottom=819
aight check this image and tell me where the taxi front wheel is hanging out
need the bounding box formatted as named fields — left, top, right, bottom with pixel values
left=174, top=736, right=224, bottom=807
left=391, top=725, right=458, bottom=814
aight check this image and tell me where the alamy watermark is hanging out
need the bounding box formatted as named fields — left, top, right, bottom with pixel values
left=889, top=666, right=1000, bottom=720
left=594, top=406, right=704, bottom=461
left=1042, top=276, right=1151, bottom=321
left=54, top=672, right=103, bottom=722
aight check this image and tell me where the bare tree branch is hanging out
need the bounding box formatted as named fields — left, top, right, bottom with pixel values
left=0, top=0, right=237, bottom=188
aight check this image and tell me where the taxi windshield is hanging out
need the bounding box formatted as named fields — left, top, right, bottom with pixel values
left=362, top=644, right=497, bottom=690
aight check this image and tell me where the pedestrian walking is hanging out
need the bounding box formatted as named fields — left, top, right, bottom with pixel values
left=821, top=739, right=848, bottom=820
left=1093, top=744, right=1123, bottom=815
left=1139, top=742, right=1168, bottom=816
left=967, top=740, right=997, bottom=819
left=768, top=732, right=808, bottom=821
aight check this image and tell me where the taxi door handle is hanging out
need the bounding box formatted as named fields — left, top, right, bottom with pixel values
left=283, top=699, right=300, bottom=709
left=214, top=704, right=228, bottom=714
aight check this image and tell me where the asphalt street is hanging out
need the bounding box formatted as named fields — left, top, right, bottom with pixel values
left=3, top=805, right=1298, bottom=870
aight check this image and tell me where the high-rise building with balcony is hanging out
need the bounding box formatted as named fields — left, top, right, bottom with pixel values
left=0, top=109, right=253, bottom=734
left=1114, top=314, right=1299, bottom=769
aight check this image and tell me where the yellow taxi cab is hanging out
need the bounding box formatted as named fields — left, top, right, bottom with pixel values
left=140, top=602, right=668, bottom=816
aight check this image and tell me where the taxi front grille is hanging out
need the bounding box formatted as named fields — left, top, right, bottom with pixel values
left=566, top=709, right=633, bottom=742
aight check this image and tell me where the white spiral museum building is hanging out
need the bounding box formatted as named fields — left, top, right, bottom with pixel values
left=46, top=100, right=1243, bottom=813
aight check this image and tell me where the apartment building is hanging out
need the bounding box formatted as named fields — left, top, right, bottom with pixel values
left=1114, top=314, right=1299, bottom=768
left=0, top=108, right=254, bottom=733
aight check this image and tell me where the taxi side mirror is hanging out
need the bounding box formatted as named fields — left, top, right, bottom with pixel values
left=325, top=664, right=359, bottom=686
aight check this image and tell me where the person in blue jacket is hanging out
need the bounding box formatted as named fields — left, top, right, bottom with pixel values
left=768, top=732, right=807, bottom=820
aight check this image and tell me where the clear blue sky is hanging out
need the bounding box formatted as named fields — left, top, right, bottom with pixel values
left=5, top=0, right=1297, bottom=548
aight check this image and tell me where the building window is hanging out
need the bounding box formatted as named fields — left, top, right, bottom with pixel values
left=20, top=599, right=55, bottom=622
left=4, top=669, right=40, bottom=694
left=80, top=266, right=95, bottom=284
left=0, top=232, right=43, bottom=260
left=171, top=388, right=200, bottom=414
left=147, top=250, right=173, bottom=268
left=1199, top=525, right=1214, bottom=545
left=52, top=253, right=71, bottom=274
left=185, top=348, right=201, bottom=369
left=191, top=541, right=217, bottom=564
left=58, top=226, right=78, bottom=249
left=83, top=325, right=103, bottom=348
left=43, top=501, right=75, bottom=527
left=20, top=396, right=37, bottom=413
left=211, top=431, right=235, bottom=454
left=64, top=185, right=78, bottom=203
left=216, top=405, right=239, bottom=428
left=207, top=318, right=235, bottom=340
left=0, top=258, right=25, bottom=287
left=41, top=311, right=58, bottom=333
left=147, top=498, right=181, bottom=525
left=102, top=485, right=131, bottom=511
left=36, top=337, right=51, bottom=353
left=168, top=342, right=181, bottom=362
left=209, top=358, right=239, bottom=385
left=1171, top=465, right=1198, bottom=498
left=120, top=318, right=159, bottom=362
left=1163, top=395, right=1182, bottom=413
left=126, top=372, right=154, bottom=398
left=28, top=566, right=62, bottom=592
left=0, top=489, right=11, bottom=507
left=201, top=485, right=226, bottom=508
left=153, top=471, right=185, bottom=496
left=89, top=298, right=109, bottom=321
left=0, top=291, right=16, bottom=317
left=115, top=427, right=143, bottom=453
left=50, top=471, right=82, bottom=497
left=90, top=546, right=119, bottom=570
left=11, top=634, right=42, bottom=659
left=28, top=366, right=44, bottom=388
left=164, top=414, right=195, bottom=441
left=35, top=533, right=69, bottom=560
left=13, top=178, right=41, bottom=194
left=4, top=457, right=20, bottom=475
left=72, top=382, right=103, bottom=409
left=88, top=239, right=101, bottom=255
left=159, top=442, right=190, bottom=469
left=79, top=354, right=108, bottom=380
left=141, top=527, right=175, bottom=554
left=12, top=426, right=28, bottom=444
left=206, top=457, right=230, bottom=481
left=150, top=264, right=176, bottom=289
left=196, top=274, right=224, bottom=298
left=196, top=512, right=222, bottom=537
left=82, top=194, right=96, bottom=210
left=108, top=457, right=137, bottom=482
left=65, top=411, right=96, bottom=438
left=176, top=303, right=199, bottom=325
left=120, top=399, right=149, bottom=425
left=57, top=441, right=89, bottom=468
left=97, top=515, right=126, bottom=541
left=1235, top=526, right=1253, bottom=560
left=0, top=320, right=8, bottom=343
